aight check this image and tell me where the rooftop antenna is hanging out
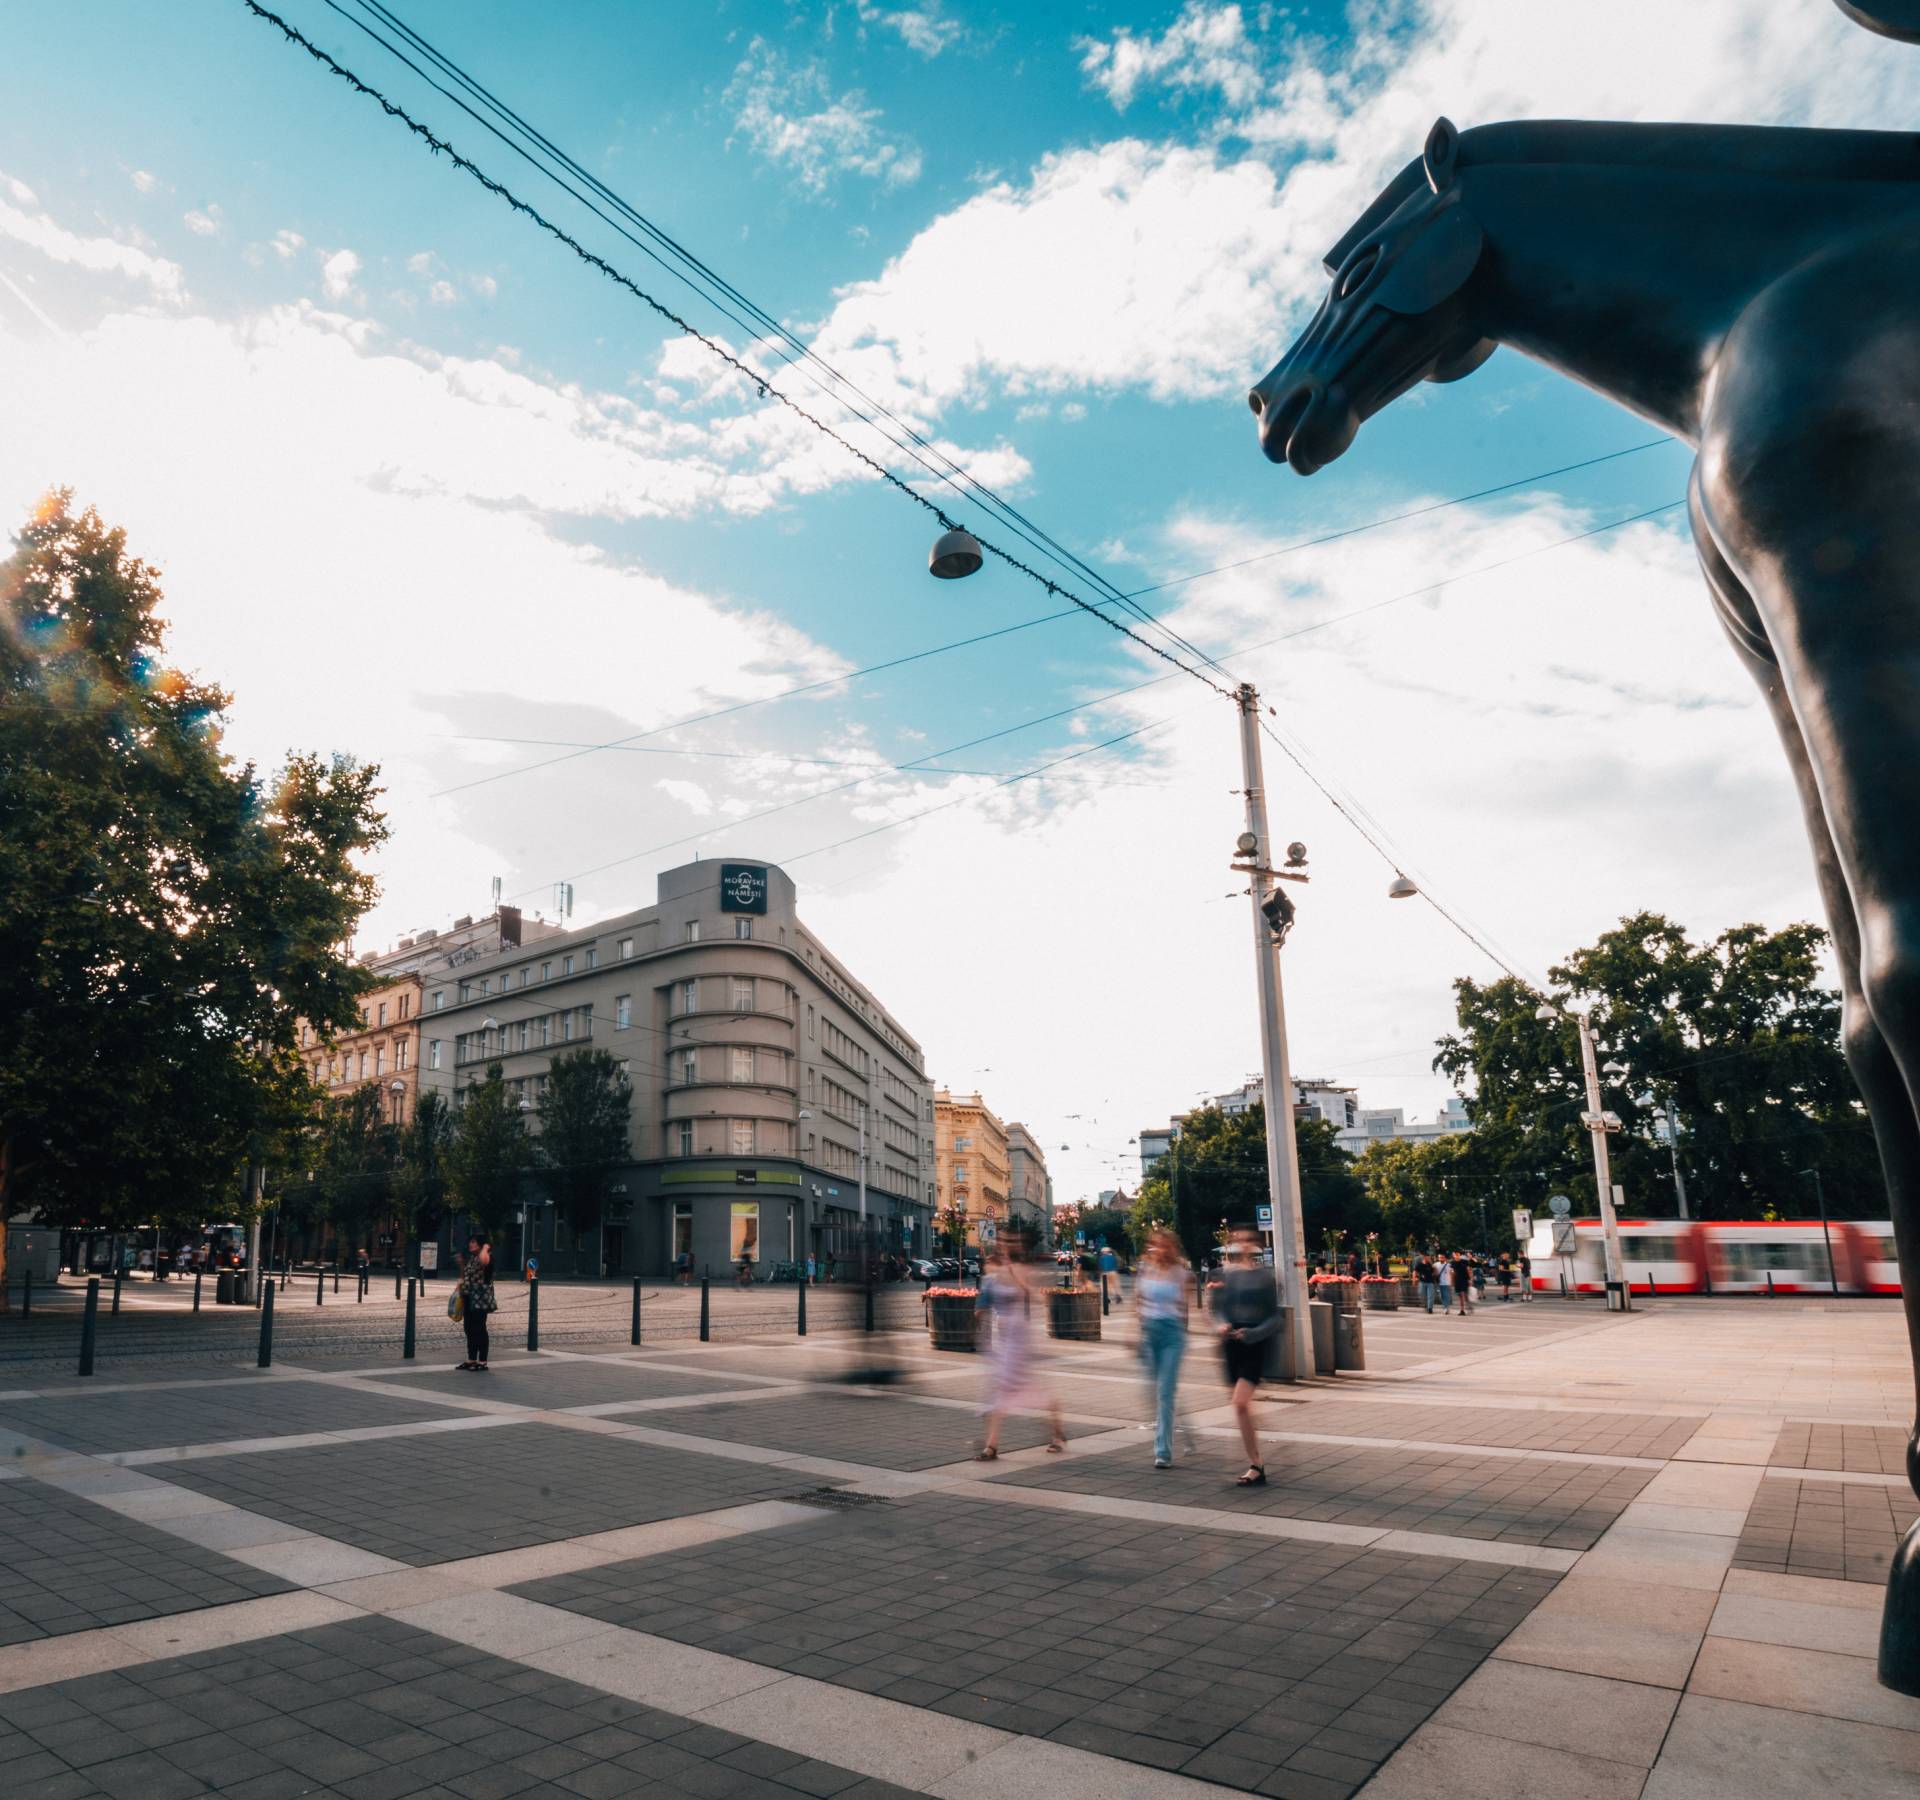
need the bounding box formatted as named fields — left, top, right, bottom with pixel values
left=553, top=880, right=574, bottom=920
left=490, top=875, right=502, bottom=910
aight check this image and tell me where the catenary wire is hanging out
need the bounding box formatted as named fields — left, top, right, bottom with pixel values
left=243, top=0, right=1234, bottom=698
left=331, top=0, right=1234, bottom=678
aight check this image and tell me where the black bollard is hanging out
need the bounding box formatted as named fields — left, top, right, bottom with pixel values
left=79, top=1279, right=99, bottom=1376
left=1647, top=1269, right=1657, bottom=1297
left=1767, top=1270, right=1776, bottom=1297
left=403, top=1278, right=417, bottom=1360
left=333, top=1267, right=340, bottom=1296
left=1102, top=1278, right=1111, bottom=1317
left=111, top=1271, right=123, bottom=1315
left=865, top=1281, right=875, bottom=1334
left=394, top=1268, right=402, bottom=1300
left=630, top=1276, right=642, bottom=1347
left=798, top=1279, right=807, bottom=1337
left=316, top=1268, right=324, bottom=1307
left=700, top=1276, right=710, bottom=1343
left=258, top=1280, right=275, bottom=1369
left=20, top=1270, right=30, bottom=1319
left=527, top=1275, right=540, bottom=1353
left=192, top=1269, right=202, bottom=1313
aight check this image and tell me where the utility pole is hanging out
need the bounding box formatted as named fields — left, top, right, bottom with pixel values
left=1663, top=1089, right=1691, bottom=1220
left=246, top=1162, right=265, bottom=1307
left=1234, top=684, right=1314, bottom=1378
left=1574, top=1012, right=1630, bottom=1311
left=856, top=1099, right=868, bottom=1275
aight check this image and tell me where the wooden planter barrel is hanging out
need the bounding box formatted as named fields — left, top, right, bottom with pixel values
left=1360, top=1282, right=1400, bottom=1311
left=926, top=1293, right=985, bottom=1352
left=1047, top=1287, right=1101, bottom=1342
left=1312, top=1278, right=1363, bottom=1313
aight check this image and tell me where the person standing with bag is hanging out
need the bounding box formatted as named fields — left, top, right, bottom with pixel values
left=453, top=1235, right=495, bottom=1371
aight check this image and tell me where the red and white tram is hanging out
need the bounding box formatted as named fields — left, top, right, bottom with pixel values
left=1526, top=1218, right=1902, bottom=1296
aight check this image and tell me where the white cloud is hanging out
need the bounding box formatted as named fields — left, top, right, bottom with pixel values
left=271, top=229, right=306, bottom=261
left=726, top=41, right=923, bottom=194
left=1078, top=2, right=1265, bottom=111
left=428, top=280, right=457, bottom=305
left=319, top=247, right=361, bottom=301
left=655, top=778, right=715, bottom=815
left=471, top=274, right=497, bottom=299
left=130, top=170, right=159, bottom=195
left=858, top=2, right=962, bottom=57
left=0, top=178, right=183, bottom=301
left=406, top=250, right=436, bottom=275
left=183, top=204, right=223, bottom=237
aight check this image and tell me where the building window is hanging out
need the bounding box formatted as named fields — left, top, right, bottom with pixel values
left=563, top=955, right=574, bottom=977
left=682, top=1051, right=698, bottom=1084
left=730, top=1047, right=752, bottom=1084
left=731, top=1121, right=754, bottom=1157
left=733, top=979, right=754, bottom=1012
left=578, top=1005, right=592, bottom=1037
left=585, top=947, right=598, bottom=970
left=540, top=961, right=551, bottom=981
left=619, top=937, right=634, bottom=960
left=805, top=1068, right=815, bottom=1101
left=357, top=1050, right=368, bottom=1080
left=520, top=968, right=530, bottom=988
left=396, top=1040, right=409, bottom=1071
left=374, top=1046, right=385, bottom=1076
left=685, top=921, right=700, bottom=943
left=400, top=995, right=411, bottom=1020
left=458, top=982, right=471, bottom=1003
left=517, top=1021, right=529, bottom=1051
left=562, top=1011, right=575, bottom=1042
left=681, top=979, right=698, bottom=1015
left=431, top=991, right=443, bottom=1011
left=480, top=978, right=492, bottom=997
left=428, top=1040, right=441, bottom=1071
left=377, top=1002, right=388, bottom=1027
left=735, top=917, right=752, bottom=940
left=615, top=995, right=631, bottom=1030
left=673, top=1199, right=692, bottom=1253
left=539, top=1015, right=551, bottom=1046
left=807, top=1005, right=816, bottom=1040
left=729, top=1200, right=760, bottom=1261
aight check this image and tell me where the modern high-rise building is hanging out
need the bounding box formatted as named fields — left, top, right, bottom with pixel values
left=420, top=859, right=933, bottom=1276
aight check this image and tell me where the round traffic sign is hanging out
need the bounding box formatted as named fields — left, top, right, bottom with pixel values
left=1548, top=1194, right=1572, bottom=1216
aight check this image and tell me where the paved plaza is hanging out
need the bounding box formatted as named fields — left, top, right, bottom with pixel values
left=0, top=1287, right=1915, bottom=1797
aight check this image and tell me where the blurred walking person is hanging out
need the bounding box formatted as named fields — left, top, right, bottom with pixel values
left=1450, top=1249, right=1476, bottom=1318
left=974, top=1235, right=1066, bottom=1461
left=1136, top=1229, right=1193, bottom=1468
left=1438, top=1254, right=1454, bottom=1314
left=1416, top=1253, right=1439, bottom=1314
left=1212, top=1225, right=1281, bottom=1487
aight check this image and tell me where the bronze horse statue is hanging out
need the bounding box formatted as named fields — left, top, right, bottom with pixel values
left=1251, top=0, right=1920, bottom=1693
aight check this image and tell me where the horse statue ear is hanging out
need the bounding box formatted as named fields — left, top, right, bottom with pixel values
left=1423, top=117, right=1461, bottom=194
left=1832, top=1, right=1920, bottom=44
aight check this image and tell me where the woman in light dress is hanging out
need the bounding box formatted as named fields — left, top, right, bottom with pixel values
left=973, top=1236, right=1067, bottom=1461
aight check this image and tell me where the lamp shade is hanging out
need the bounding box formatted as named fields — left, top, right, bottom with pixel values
left=1387, top=874, right=1418, bottom=899
left=929, top=527, right=984, bottom=579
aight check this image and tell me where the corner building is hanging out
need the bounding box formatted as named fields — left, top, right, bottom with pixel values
left=421, top=859, right=934, bottom=1277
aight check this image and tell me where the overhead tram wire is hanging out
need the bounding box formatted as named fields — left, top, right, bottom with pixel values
left=434, top=490, right=1686, bottom=801
left=333, top=0, right=1234, bottom=680
left=243, top=0, right=1234, bottom=701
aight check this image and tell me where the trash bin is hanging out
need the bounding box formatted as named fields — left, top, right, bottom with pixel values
left=1334, top=1305, right=1366, bottom=1371
left=1309, top=1300, right=1336, bottom=1375
left=215, top=1269, right=236, bottom=1306
left=231, top=1273, right=251, bottom=1307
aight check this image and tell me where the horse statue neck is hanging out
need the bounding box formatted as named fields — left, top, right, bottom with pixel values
left=1458, top=121, right=1920, bottom=443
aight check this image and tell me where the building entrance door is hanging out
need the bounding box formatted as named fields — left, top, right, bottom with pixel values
left=603, top=1225, right=625, bottom=1277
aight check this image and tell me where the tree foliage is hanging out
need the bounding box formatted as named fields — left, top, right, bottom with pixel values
left=0, top=492, right=385, bottom=1259
left=392, top=1089, right=453, bottom=1250
left=536, top=1049, right=633, bottom=1235
left=1434, top=911, right=1882, bottom=1220
left=445, top=1064, right=533, bottom=1240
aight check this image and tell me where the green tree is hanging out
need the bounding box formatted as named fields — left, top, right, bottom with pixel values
left=393, top=1089, right=453, bottom=1258
left=1351, top=1135, right=1482, bottom=1251
left=445, top=1064, right=533, bottom=1241
left=1435, top=912, right=1881, bottom=1220
left=304, top=1087, right=395, bottom=1262
left=0, top=492, right=384, bottom=1298
left=536, top=1048, right=633, bottom=1268
left=1074, top=1204, right=1137, bottom=1262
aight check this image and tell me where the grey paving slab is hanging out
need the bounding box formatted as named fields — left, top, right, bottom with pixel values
left=0, top=1477, right=293, bottom=1648
left=0, top=1380, right=473, bottom=1455
left=0, top=1612, right=918, bottom=1798
left=1280, top=1399, right=1702, bottom=1461
left=1732, top=1473, right=1919, bottom=1585
left=511, top=1488, right=1560, bottom=1795
left=1769, top=1420, right=1909, bottom=1476
left=158, top=1421, right=844, bottom=1565
left=992, top=1438, right=1656, bottom=1550
left=359, top=1359, right=757, bottom=1409
left=644, top=1391, right=1093, bottom=1470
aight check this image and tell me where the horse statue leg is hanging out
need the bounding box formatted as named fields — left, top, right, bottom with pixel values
left=1696, top=235, right=1920, bottom=1693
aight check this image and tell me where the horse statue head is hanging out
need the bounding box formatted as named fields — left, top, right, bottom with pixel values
left=1250, top=117, right=1495, bottom=474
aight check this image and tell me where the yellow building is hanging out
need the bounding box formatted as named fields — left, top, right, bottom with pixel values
left=933, top=1088, right=1010, bottom=1250
left=300, top=974, right=424, bottom=1126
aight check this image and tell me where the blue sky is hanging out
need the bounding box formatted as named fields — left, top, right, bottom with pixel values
left=5, top=1, right=1912, bottom=1199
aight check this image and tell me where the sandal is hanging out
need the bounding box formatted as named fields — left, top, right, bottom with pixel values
left=1047, top=1439, right=1067, bottom=1454
left=973, top=1446, right=999, bottom=1461
left=1235, top=1464, right=1267, bottom=1487
left=455, top=1361, right=476, bottom=1371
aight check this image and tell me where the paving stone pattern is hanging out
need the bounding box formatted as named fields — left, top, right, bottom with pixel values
left=0, top=1380, right=473, bottom=1456
left=514, top=1491, right=1559, bottom=1799
left=996, top=1440, right=1656, bottom=1549
left=1733, top=1474, right=1920, bottom=1584
left=1282, top=1399, right=1702, bottom=1461
left=0, top=1613, right=920, bottom=1800
left=0, top=1478, right=291, bottom=1648
left=361, top=1359, right=759, bottom=1410
left=1770, top=1419, right=1909, bottom=1476
left=160, top=1422, right=843, bottom=1564
left=644, top=1391, right=1091, bottom=1470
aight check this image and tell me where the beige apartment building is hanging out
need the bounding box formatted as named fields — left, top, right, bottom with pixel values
left=934, top=1089, right=1011, bottom=1249
left=300, top=975, right=423, bottom=1125
left=1005, top=1121, right=1053, bottom=1237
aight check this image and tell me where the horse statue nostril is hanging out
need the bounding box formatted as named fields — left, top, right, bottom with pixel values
left=1247, top=389, right=1266, bottom=417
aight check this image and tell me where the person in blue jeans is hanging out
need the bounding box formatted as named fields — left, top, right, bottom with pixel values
left=1135, top=1228, right=1194, bottom=1469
